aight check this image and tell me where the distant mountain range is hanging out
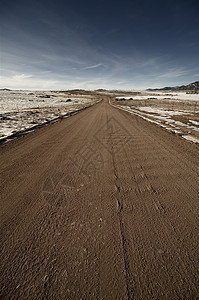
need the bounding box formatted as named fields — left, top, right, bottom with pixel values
left=147, top=81, right=199, bottom=92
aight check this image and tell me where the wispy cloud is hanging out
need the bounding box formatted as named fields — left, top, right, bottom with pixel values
left=83, top=64, right=102, bottom=70
left=13, top=74, right=33, bottom=80
left=159, top=68, right=188, bottom=79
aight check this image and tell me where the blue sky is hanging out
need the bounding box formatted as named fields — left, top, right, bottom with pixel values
left=0, top=0, right=199, bottom=90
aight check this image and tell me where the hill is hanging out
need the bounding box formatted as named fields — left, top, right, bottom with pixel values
left=147, top=81, right=199, bottom=92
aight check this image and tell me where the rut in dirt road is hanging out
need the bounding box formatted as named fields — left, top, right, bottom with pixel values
left=0, top=97, right=199, bottom=299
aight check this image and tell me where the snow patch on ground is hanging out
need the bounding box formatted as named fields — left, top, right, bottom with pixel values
left=189, top=120, right=199, bottom=126
left=112, top=102, right=199, bottom=144
left=120, top=106, right=199, bottom=133
left=116, top=92, right=199, bottom=102
left=0, top=90, right=100, bottom=142
left=112, top=91, right=199, bottom=144
left=182, top=135, right=199, bottom=143
left=137, top=107, right=192, bottom=116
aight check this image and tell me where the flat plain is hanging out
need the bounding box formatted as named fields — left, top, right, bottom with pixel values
left=0, top=93, right=199, bottom=299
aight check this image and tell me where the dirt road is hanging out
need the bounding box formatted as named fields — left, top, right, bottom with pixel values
left=0, top=97, right=199, bottom=299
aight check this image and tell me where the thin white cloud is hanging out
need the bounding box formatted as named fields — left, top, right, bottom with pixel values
left=13, top=74, right=33, bottom=80
left=159, top=68, right=187, bottom=79
left=83, top=64, right=102, bottom=70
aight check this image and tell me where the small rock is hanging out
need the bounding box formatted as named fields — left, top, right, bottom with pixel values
left=43, top=275, right=49, bottom=281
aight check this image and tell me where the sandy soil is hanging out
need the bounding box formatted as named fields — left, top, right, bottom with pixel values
left=0, top=97, right=199, bottom=299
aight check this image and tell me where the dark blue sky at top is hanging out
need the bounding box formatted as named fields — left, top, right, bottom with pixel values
left=0, top=0, right=199, bottom=89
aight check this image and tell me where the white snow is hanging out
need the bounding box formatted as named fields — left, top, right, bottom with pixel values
left=0, top=90, right=99, bottom=142
left=116, top=91, right=199, bottom=102
left=116, top=106, right=199, bottom=133
left=113, top=103, right=199, bottom=143
left=189, top=120, right=199, bottom=126
left=149, top=91, right=199, bottom=101
left=111, top=92, right=199, bottom=143
left=0, top=90, right=94, bottom=113
left=182, top=135, right=199, bottom=143
left=137, top=107, right=191, bottom=116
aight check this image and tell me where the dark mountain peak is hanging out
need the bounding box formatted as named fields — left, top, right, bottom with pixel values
left=147, top=81, right=199, bottom=92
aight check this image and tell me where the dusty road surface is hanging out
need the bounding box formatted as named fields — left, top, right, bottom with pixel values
left=0, top=97, right=199, bottom=299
